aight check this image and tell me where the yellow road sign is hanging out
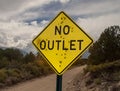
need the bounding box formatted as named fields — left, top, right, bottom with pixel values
left=32, top=11, right=93, bottom=75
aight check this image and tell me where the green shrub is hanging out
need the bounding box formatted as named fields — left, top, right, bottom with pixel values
left=94, top=78, right=101, bottom=85
left=6, top=69, right=20, bottom=78
left=84, top=60, right=120, bottom=82
left=23, top=63, right=42, bottom=77
left=85, top=60, right=120, bottom=73
left=111, top=71, right=120, bottom=81
left=35, top=60, right=53, bottom=75
left=0, top=69, right=7, bottom=83
left=29, top=66, right=41, bottom=76
left=0, top=57, right=9, bottom=68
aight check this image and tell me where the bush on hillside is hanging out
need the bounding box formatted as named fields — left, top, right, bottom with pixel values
left=88, top=25, right=120, bottom=65
left=0, top=69, right=7, bottom=83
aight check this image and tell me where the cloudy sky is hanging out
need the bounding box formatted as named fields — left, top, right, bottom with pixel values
left=0, top=0, right=120, bottom=53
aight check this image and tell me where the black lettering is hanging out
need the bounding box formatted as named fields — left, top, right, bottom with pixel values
left=70, top=40, right=76, bottom=50
left=77, top=40, right=83, bottom=50
left=48, top=40, right=54, bottom=50
left=63, top=40, right=68, bottom=50
left=56, top=40, right=61, bottom=50
left=63, top=25, right=70, bottom=35
left=55, top=26, right=61, bottom=35
left=40, top=40, right=46, bottom=50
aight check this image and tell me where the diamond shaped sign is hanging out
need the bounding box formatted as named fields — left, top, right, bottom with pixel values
left=32, top=11, right=93, bottom=75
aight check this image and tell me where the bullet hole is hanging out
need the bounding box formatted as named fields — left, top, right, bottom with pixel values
left=64, top=53, right=66, bottom=55
left=64, top=17, right=66, bottom=20
left=56, top=53, right=58, bottom=55
left=61, top=54, right=63, bottom=56
left=61, top=21, right=64, bottom=24
left=71, top=27, right=74, bottom=32
left=59, top=65, right=61, bottom=67
left=59, top=61, right=62, bottom=64
left=64, top=57, right=66, bottom=59
left=65, top=50, right=68, bottom=52
left=60, top=36, right=62, bottom=38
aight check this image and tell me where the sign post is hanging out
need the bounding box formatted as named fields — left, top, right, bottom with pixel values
left=56, top=75, right=62, bottom=91
left=32, top=11, right=93, bottom=91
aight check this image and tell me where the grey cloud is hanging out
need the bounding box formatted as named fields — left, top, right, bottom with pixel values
left=0, top=0, right=54, bottom=21
left=14, top=36, right=21, bottom=42
left=0, top=33, right=29, bottom=50
left=0, top=0, right=25, bottom=12
left=0, top=0, right=120, bottom=53
left=64, top=0, right=120, bottom=17
left=0, top=0, right=120, bottom=22
left=0, top=19, right=42, bottom=52
left=23, top=42, right=36, bottom=53
left=0, top=32, right=7, bottom=45
left=16, top=0, right=120, bottom=22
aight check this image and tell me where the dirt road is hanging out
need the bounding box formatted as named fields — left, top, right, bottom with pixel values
left=1, top=66, right=85, bottom=91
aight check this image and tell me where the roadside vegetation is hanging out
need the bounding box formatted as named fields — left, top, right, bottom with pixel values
left=0, top=46, right=86, bottom=88
left=0, top=48, right=53, bottom=88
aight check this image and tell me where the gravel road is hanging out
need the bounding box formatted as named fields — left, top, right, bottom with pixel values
left=1, top=66, right=85, bottom=91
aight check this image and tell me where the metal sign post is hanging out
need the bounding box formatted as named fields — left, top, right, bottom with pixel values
left=56, top=75, right=62, bottom=91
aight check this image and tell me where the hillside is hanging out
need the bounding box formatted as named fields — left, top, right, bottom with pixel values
left=66, top=25, right=119, bottom=91
left=67, top=60, right=120, bottom=91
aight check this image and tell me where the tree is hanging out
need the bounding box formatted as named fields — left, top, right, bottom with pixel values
left=3, top=48, right=23, bottom=61
left=24, top=52, right=36, bottom=63
left=88, top=25, right=120, bottom=65
left=0, top=57, right=9, bottom=68
left=36, top=52, right=44, bottom=60
left=0, top=48, right=4, bottom=59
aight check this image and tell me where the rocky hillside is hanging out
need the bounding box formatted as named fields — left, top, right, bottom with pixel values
left=66, top=64, right=120, bottom=91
